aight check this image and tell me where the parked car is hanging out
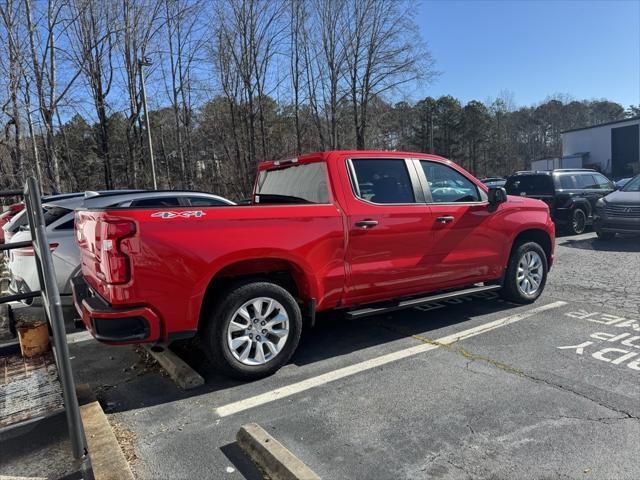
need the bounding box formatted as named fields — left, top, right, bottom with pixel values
left=615, top=177, right=633, bottom=189
left=1, top=190, right=147, bottom=244
left=480, top=177, right=506, bottom=188
left=0, top=203, right=25, bottom=244
left=73, top=151, right=555, bottom=379
left=504, top=169, right=615, bottom=235
left=8, top=190, right=234, bottom=308
left=2, top=192, right=90, bottom=244
left=593, top=174, right=640, bottom=239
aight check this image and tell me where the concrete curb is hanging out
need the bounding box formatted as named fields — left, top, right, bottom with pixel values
left=237, top=423, right=321, bottom=480
left=143, top=345, right=204, bottom=390
left=77, top=384, right=135, bottom=480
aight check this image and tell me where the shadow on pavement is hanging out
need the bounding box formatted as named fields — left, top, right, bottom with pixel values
left=219, top=442, right=264, bottom=480
left=88, top=292, right=525, bottom=414
left=559, top=233, right=640, bottom=252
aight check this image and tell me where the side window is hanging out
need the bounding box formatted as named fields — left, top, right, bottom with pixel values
left=420, top=161, right=480, bottom=203
left=593, top=173, right=613, bottom=190
left=131, top=197, right=182, bottom=207
left=43, top=206, right=72, bottom=226
left=188, top=197, right=228, bottom=207
left=350, top=159, right=415, bottom=204
left=558, top=175, right=576, bottom=189
left=577, top=174, right=598, bottom=189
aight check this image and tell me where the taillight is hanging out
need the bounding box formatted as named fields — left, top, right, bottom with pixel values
left=14, top=243, right=59, bottom=256
left=98, top=220, right=136, bottom=284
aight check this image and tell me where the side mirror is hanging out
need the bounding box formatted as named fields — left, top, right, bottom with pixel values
left=488, top=187, right=508, bottom=205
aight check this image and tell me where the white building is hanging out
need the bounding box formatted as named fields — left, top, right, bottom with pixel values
left=561, top=117, right=639, bottom=179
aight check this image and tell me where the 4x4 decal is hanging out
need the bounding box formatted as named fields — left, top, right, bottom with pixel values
left=151, top=210, right=206, bottom=219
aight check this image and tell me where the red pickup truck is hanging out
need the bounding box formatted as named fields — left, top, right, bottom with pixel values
left=73, top=151, right=555, bottom=379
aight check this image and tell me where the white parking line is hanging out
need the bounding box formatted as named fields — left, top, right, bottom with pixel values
left=215, top=301, right=567, bottom=417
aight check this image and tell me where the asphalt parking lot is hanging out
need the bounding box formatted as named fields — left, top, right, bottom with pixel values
left=70, top=232, right=640, bottom=480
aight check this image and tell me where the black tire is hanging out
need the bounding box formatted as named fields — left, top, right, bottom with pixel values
left=500, top=241, right=548, bottom=304
left=595, top=228, right=615, bottom=240
left=568, top=208, right=587, bottom=235
left=202, top=280, right=302, bottom=380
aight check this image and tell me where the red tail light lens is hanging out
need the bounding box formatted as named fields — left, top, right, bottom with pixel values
left=98, top=220, right=136, bottom=284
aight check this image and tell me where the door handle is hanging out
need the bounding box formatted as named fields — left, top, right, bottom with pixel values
left=436, top=216, right=455, bottom=223
left=355, top=219, right=379, bottom=228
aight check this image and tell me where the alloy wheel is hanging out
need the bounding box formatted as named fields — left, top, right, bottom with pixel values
left=516, top=250, right=543, bottom=296
left=572, top=209, right=586, bottom=234
left=226, top=297, right=290, bottom=366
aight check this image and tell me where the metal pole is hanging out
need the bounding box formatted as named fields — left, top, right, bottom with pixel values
left=139, top=58, right=158, bottom=190
left=24, top=177, right=88, bottom=462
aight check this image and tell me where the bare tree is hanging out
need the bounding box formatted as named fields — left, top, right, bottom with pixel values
left=70, top=0, right=116, bottom=188
left=344, top=0, right=435, bottom=149
left=0, top=0, right=24, bottom=188
left=307, top=0, right=347, bottom=149
left=163, top=0, right=206, bottom=188
left=288, top=0, right=305, bottom=154
left=119, top=0, right=163, bottom=187
left=24, top=0, right=84, bottom=191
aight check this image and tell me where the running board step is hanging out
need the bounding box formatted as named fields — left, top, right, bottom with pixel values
left=345, top=285, right=502, bottom=319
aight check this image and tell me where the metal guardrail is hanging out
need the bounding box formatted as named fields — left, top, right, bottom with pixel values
left=0, top=178, right=91, bottom=476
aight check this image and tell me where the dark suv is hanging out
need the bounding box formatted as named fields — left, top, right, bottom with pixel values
left=504, top=169, right=615, bottom=234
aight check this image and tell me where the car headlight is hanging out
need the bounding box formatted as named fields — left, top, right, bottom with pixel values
left=595, top=198, right=605, bottom=209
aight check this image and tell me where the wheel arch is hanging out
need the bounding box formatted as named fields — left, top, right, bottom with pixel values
left=510, top=228, right=553, bottom=265
left=197, top=256, right=315, bottom=332
left=568, top=197, right=592, bottom=216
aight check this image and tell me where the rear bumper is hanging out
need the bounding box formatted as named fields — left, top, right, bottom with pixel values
left=72, top=275, right=161, bottom=344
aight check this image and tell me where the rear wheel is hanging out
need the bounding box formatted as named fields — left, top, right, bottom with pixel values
left=568, top=208, right=587, bottom=235
left=500, top=241, right=548, bottom=304
left=202, top=280, right=302, bottom=379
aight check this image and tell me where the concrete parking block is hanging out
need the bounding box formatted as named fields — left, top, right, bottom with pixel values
left=77, top=384, right=134, bottom=480
left=237, top=423, right=321, bottom=480
left=143, top=345, right=204, bottom=390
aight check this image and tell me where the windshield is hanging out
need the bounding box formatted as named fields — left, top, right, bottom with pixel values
left=256, top=162, right=329, bottom=204
left=505, top=175, right=554, bottom=195
left=622, top=175, right=640, bottom=192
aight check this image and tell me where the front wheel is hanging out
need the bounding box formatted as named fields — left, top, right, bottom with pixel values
left=500, top=241, right=548, bottom=304
left=202, top=280, right=302, bottom=380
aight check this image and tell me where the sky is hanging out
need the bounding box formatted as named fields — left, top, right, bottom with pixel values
left=415, top=0, right=640, bottom=108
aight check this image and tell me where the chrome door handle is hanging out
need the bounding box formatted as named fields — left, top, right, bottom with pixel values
left=355, top=219, right=379, bottom=228
left=436, top=216, right=455, bottom=223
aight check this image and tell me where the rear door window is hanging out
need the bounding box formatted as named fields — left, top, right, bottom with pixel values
left=256, top=162, right=329, bottom=204
left=505, top=175, right=554, bottom=195
left=576, top=174, right=599, bottom=189
left=187, top=197, right=229, bottom=207
left=130, top=197, right=182, bottom=207
left=350, top=159, right=415, bottom=204
left=557, top=174, right=576, bottom=189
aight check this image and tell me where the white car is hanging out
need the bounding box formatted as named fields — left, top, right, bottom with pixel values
left=8, top=190, right=235, bottom=307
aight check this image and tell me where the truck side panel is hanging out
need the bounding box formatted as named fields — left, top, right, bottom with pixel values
left=76, top=204, right=345, bottom=342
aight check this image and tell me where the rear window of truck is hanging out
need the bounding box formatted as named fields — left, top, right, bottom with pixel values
left=256, top=162, right=329, bottom=204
